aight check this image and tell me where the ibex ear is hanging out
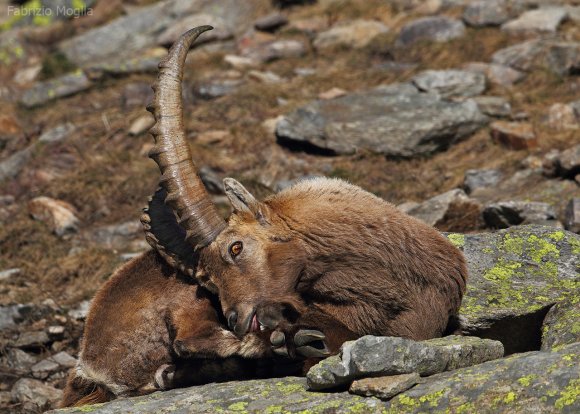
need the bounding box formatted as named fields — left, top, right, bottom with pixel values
left=223, top=178, right=265, bottom=221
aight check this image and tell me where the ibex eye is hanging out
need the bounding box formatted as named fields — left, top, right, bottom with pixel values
left=229, top=241, right=243, bottom=258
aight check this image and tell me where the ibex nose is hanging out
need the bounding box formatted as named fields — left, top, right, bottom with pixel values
left=226, top=310, right=238, bottom=331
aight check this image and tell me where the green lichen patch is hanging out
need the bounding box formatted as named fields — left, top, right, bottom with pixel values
left=447, top=233, right=465, bottom=249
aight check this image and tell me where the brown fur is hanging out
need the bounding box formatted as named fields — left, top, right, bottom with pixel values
left=60, top=250, right=272, bottom=408
left=197, top=177, right=468, bottom=352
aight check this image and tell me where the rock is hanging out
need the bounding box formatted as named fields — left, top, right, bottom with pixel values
left=318, top=87, right=347, bottom=100
left=542, top=149, right=562, bottom=178
left=548, top=103, right=579, bottom=130
left=85, top=221, right=142, bottom=250
left=542, top=300, right=580, bottom=350
left=48, top=376, right=384, bottom=413
left=564, top=198, right=580, bottom=233
left=490, top=121, right=537, bottom=150
left=4, top=348, right=37, bottom=372
left=68, top=300, right=90, bottom=320
left=242, top=39, right=307, bottom=63
left=196, top=130, right=232, bottom=146
left=128, top=114, right=155, bottom=136
left=15, top=331, right=50, bottom=350
left=464, top=169, right=503, bottom=194
left=412, top=69, right=486, bottom=98
left=194, top=78, right=244, bottom=99
left=502, top=7, right=568, bottom=33
left=85, top=48, right=166, bottom=77
left=122, top=82, right=154, bottom=109
left=11, top=378, right=62, bottom=412
left=47, top=325, right=66, bottom=338
left=0, top=304, right=36, bottom=329
left=0, top=146, right=34, bottom=182
left=306, top=335, right=504, bottom=391
left=463, top=0, right=510, bottom=27
left=386, top=342, right=580, bottom=413
left=0, top=268, right=20, bottom=281
left=349, top=373, right=420, bottom=400
left=472, top=96, right=511, bottom=118
left=558, top=144, right=580, bottom=178
left=20, top=70, right=92, bottom=108
left=28, top=196, right=80, bottom=237
left=248, top=70, right=284, bottom=84
left=31, top=358, right=60, bottom=379
left=491, top=39, right=544, bottom=72
left=451, top=225, right=580, bottom=354
left=406, top=189, right=482, bottom=231
left=50, top=351, right=77, bottom=369
left=13, top=64, right=42, bottom=86
left=313, top=19, right=389, bottom=50
left=254, top=13, right=288, bottom=32
left=223, top=54, right=259, bottom=69
left=463, top=62, right=525, bottom=87
left=397, top=201, right=420, bottom=214
left=396, top=16, right=465, bottom=47
left=0, top=113, right=22, bottom=142
left=276, top=83, right=488, bottom=157
left=38, top=123, right=76, bottom=143
left=483, top=201, right=557, bottom=229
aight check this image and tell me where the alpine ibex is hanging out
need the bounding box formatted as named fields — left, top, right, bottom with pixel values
left=60, top=26, right=327, bottom=408
left=142, top=26, right=468, bottom=357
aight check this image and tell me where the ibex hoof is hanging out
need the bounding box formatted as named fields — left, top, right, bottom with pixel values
left=154, top=364, right=176, bottom=390
left=271, top=328, right=329, bottom=359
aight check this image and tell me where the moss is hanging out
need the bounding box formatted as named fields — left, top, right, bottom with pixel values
left=275, top=382, right=305, bottom=395
left=418, top=389, right=446, bottom=407
left=78, top=404, right=105, bottom=412
left=549, top=231, right=565, bottom=242
left=554, top=379, right=579, bottom=409
left=228, top=401, right=249, bottom=412
left=397, top=395, right=419, bottom=408
left=447, top=233, right=465, bottom=248
left=517, top=374, right=537, bottom=387
left=503, top=392, right=517, bottom=404
left=455, top=402, right=476, bottom=413
left=265, top=405, right=284, bottom=414
left=526, top=234, right=559, bottom=264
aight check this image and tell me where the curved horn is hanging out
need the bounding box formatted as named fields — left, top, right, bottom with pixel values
left=147, top=26, right=225, bottom=250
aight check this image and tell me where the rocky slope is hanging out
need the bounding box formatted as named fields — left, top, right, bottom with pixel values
left=1, top=0, right=579, bottom=412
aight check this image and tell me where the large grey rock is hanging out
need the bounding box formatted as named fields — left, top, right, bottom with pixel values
left=386, top=342, right=580, bottom=413
left=276, top=83, right=488, bottom=157
left=449, top=225, right=580, bottom=353
left=11, top=378, right=62, bottom=412
left=412, top=69, right=486, bottom=98
left=306, top=335, right=504, bottom=391
left=502, top=7, right=568, bottom=33
left=483, top=201, right=557, bottom=229
left=463, top=0, right=510, bottom=27
left=313, top=19, right=389, bottom=50
left=49, top=376, right=385, bottom=413
left=19, top=71, right=92, bottom=108
left=396, top=16, right=465, bottom=47
left=4, top=348, right=38, bottom=372
left=542, top=300, right=580, bottom=350
left=0, top=304, right=36, bottom=329
left=464, top=169, right=503, bottom=194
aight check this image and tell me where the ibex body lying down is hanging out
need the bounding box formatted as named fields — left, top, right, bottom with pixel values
left=143, top=26, right=468, bottom=356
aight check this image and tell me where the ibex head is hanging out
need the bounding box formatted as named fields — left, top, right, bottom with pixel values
left=144, top=26, right=304, bottom=337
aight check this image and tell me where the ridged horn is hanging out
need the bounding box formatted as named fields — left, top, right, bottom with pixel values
left=147, top=26, right=225, bottom=250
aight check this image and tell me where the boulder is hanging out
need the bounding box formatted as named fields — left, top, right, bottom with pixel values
left=276, top=83, right=488, bottom=157
left=558, top=144, right=580, bottom=178
left=490, top=121, right=537, bottom=150
left=48, top=376, right=385, bottom=413
left=307, top=335, right=504, bottom=391
left=542, top=300, right=580, bottom=350
left=502, top=7, right=568, bottom=33
left=28, top=196, right=80, bottom=237
left=412, top=70, right=486, bottom=98
left=254, top=13, right=288, bottom=32
left=472, top=96, right=511, bottom=118
left=463, top=0, right=510, bottom=27
left=548, top=103, right=579, bottom=130
left=313, top=19, right=389, bottom=50
left=20, top=71, right=92, bottom=108
left=349, top=373, right=420, bottom=400
left=463, top=62, right=525, bottom=87
left=483, top=201, right=557, bottom=229
left=241, top=39, right=307, bottom=63
left=464, top=169, right=503, bottom=194
left=386, top=342, right=580, bottom=413
left=564, top=198, right=580, bottom=233
left=11, top=378, right=62, bottom=412
left=4, top=348, right=38, bottom=372
left=451, top=225, right=580, bottom=354
left=396, top=16, right=465, bottom=47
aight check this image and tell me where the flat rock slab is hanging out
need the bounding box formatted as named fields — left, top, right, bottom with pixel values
left=463, top=0, right=510, bottom=27
left=307, top=335, right=504, bottom=390
left=502, top=7, right=568, bottom=33
left=396, top=16, right=465, bottom=47
left=276, top=83, right=488, bottom=157
left=19, top=71, right=92, bottom=108
left=386, top=342, right=580, bottom=413
left=449, top=225, right=580, bottom=353
left=541, top=300, right=580, bottom=350
left=412, top=69, right=486, bottom=98
left=350, top=373, right=420, bottom=400
left=49, top=377, right=387, bottom=413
